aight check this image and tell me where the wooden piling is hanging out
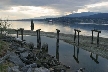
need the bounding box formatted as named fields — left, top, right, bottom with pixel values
left=91, top=30, right=94, bottom=44
left=31, top=19, right=34, bottom=31
left=74, top=29, right=81, bottom=46
left=15, top=29, right=19, bottom=38
left=56, top=29, right=60, bottom=40
left=36, top=29, right=41, bottom=48
left=56, top=29, right=60, bottom=61
left=74, top=29, right=76, bottom=43
left=20, top=28, right=24, bottom=41
left=97, top=31, right=101, bottom=47
left=56, top=41, right=59, bottom=61
left=91, top=29, right=101, bottom=47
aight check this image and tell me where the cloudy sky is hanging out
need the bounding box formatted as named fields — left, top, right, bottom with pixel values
left=0, top=0, right=108, bottom=19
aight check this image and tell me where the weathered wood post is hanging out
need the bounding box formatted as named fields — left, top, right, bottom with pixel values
left=56, top=43, right=59, bottom=61
left=36, top=30, right=39, bottom=44
left=56, top=29, right=60, bottom=40
left=31, top=19, right=34, bottom=31
left=74, top=29, right=77, bottom=43
left=97, top=31, right=101, bottom=47
left=77, top=30, right=81, bottom=46
left=36, top=29, right=41, bottom=48
left=91, top=29, right=101, bottom=47
left=38, top=29, right=41, bottom=48
left=20, top=28, right=24, bottom=41
left=74, top=29, right=81, bottom=46
left=91, top=30, right=94, bottom=44
left=15, top=29, right=19, bottom=38
left=56, top=29, right=60, bottom=61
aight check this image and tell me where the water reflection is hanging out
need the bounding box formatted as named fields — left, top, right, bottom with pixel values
left=10, top=21, right=108, bottom=38
left=90, top=53, right=99, bottom=64
left=12, top=35, right=108, bottom=72
left=73, top=46, right=79, bottom=63
left=56, top=38, right=59, bottom=61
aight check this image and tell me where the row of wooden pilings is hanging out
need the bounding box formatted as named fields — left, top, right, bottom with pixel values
left=14, top=28, right=101, bottom=48
left=15, top=28, right=60, bottom=61
left=74, top=29, right=101, bottom=47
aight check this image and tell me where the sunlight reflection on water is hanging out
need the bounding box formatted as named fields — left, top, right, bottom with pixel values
left=10, top=21, right=108, bottom=38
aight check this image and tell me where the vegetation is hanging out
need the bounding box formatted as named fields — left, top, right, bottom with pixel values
left=0, top=61, right=14, bottom=72
left=0, top=40, right=8, bottom=57
left=0, top=18, right=11, bottom=34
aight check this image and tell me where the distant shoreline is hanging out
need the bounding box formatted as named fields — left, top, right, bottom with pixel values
left=8, top=29, right=108, bottom=60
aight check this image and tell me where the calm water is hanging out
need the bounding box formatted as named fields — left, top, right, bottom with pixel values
left=9, top=21, right=108, bottom=38
left=13, top=35, right=108, bottom=72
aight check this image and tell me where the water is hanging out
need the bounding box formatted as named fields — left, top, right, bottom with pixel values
left=9, top=21, right=108, bottom=38
left=9, top=21, right=108, bottom=71
left=16, top=35, right=108, bottom=72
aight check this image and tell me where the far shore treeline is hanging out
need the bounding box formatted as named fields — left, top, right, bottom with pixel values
left=8, top=13, right=108, bottom=24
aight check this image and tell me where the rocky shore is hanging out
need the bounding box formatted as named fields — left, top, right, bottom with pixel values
left=0, top=34, right=70, bottom=72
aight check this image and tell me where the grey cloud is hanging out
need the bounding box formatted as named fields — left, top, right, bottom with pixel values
left=0, top=0, right=108, bottom=14
left=87, top=5, right=108, bottom=13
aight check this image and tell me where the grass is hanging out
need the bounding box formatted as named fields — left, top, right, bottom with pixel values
left=0, top=61, right=14, bottom=72
left=0, top=40, right=8, bottom=58
left=0, top=35, right=10, bottom=72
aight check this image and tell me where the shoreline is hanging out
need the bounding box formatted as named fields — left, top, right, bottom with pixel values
left=8, top=29, right=108, bottom=60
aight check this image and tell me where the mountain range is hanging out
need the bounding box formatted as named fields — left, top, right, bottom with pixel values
left=64, top=12, right=99, bottom=17
left=34, top=12, right=108, bottom=19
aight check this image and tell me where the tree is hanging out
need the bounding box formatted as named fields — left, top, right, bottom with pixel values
left=0, top=18, right=11, bottom=34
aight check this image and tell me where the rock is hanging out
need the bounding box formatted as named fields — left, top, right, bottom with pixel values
left=0, top=53, right=10, bottom=64
left=30, top=63, right=37, bottom=68
left=27, top=68, right=32, bottom=72
left=17, top=47, right=26, bottom=52
left=28, top=42, right=34, bottom=49
left=21, top=65, right=30, bottom=72
left=8, top=53, right=25, bottom=67
left=20, top=55, right=32, bottom=64
left=34, top=67, right=50, bottom=72
left=20, top=51, right=29, bottom=58
left=8, top=66, right=13, bottom=72
left=21, top=63, right=37, bottom=72
left=8, top=66, right=21, bottom=72
left=16, top=38, right=22, bottom=42
left=42, top=43, right=48, bottom=52
left=76, top=68, right=85, bottom=72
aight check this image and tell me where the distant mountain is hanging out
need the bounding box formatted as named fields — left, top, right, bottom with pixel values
left=64, top=12, right=99, bottom=17
left=82, top=13, right=108, bottom=18
left=34, top=15, right=60, bottom=19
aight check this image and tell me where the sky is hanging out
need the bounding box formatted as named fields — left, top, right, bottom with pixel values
left=0, top=0, right=108, bottom=19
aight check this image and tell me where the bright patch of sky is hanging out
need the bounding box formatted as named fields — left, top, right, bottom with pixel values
left=0, top=0, right=108, bottom=19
